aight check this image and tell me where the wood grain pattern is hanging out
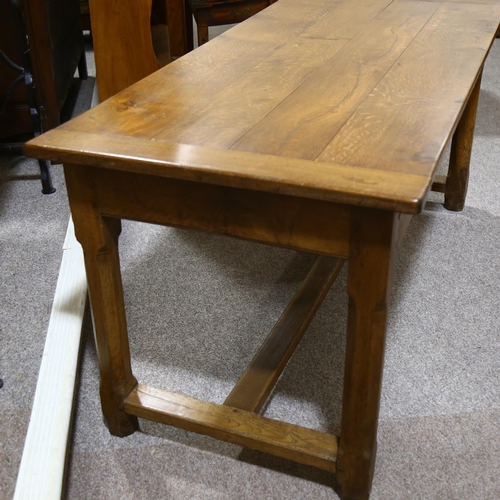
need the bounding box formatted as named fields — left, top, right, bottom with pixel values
left=154, top=36, right=349, bottom=148
left=24, top=130, right=430, bottom=214
left=21, top=3, right=500, bottom=498
left=62, top=0, right=341, bottom=137
left=78, top=165, right=353, bottom=258
left=124, top=384, right=339, bottom=472
left=233, top=0, right=439, bottom=159
left=225, top=256, right=344, bottom=413
left=155, top=0, right=394, bottom=148
left=318, top=2, right=500, bottom=175
left=25, top=0, right=499, bottom=212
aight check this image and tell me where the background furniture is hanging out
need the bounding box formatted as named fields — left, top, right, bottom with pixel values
left=185, top=0, right=277, bottom=48
left=88, top=0, right=175, bottom=102
left=0, top=0, right=86, bottom=138
left=80, top=0, right=92, bottom=31
left=0, top=0, right=86, bottom=193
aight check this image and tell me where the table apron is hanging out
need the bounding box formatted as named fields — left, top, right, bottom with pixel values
left=69, top=164, right=353, bottom=259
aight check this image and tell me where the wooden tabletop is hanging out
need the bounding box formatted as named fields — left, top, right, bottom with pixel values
left=25, top=0, right=500, bottom=214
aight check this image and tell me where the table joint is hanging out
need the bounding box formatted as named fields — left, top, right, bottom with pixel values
left=124, top=384, right=338, bottom=472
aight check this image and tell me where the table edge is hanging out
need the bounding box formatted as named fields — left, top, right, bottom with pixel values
left=24, top=128, right=429, bottom=214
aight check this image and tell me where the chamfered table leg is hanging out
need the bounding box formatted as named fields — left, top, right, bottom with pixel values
left=64, top=164, right=139, bottom=437
left=444, top=69, right=483, bottom=212
left=337, top=208, right=399, bottom=500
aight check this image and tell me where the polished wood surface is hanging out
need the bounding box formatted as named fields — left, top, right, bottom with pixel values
left=28, top=0, right=499, bottom=205
left=25, top=128, right=430, bottom=214
left=24, top=1, right=500, bottom=498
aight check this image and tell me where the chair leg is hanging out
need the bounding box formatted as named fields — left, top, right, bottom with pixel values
left=39, top=159, right=56, bottom=194
left=196, top=9, right=209, bottom=46
left=78, top=51, right=88, bottom=80
left=184, top=0, right=194, bottom=51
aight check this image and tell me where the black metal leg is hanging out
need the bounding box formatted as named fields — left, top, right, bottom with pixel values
left=78, top=51, right=88, bottom=80
left=39, top=159, right=56, bottom=194
left=185, top=0, right=194, bottom=52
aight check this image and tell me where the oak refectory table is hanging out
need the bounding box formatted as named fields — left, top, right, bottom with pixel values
left=25, top=1, right=500, bottom=498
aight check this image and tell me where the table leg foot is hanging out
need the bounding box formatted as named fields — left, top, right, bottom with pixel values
left=100, top=385, right=139, bottom=437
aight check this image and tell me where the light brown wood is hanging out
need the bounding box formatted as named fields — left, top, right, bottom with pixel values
left=24, top=129, right=430, bottom=214
left=232, top=0, right=440, bottom=160
left=55, top=0, right=344, bottom=139
left=156, top=34, right=351, bottom=149
left=318, top=2, right=500, bottom=175
left=22, top=1, right=500, bottom=498
left=157, top=0, right=433, bottom=150
left=88, top=0, right=162, bottom=101
left=65, top=164, right=352, bottom=257
left=225, top=256, right=344, bottom=413
left=64, top=164, right=138, bottom=436
left=26, top=0, right=499, bottom=208
left=124, top=384, right=338, bottom=472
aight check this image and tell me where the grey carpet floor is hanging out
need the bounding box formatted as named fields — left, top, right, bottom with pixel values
left=1, top=33, right=499, bottom=500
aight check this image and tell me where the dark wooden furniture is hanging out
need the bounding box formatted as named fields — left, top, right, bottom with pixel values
left=0, top=0, right=86, bottom=139
left=165, top=0, right=191, bottom=57
left=80, top=0, right=91, bottom=32
left=25, top=0, right=500, bottom=498
left=185, top=0, right=277, bottom=48
left=1, top=0, right=86, bottom=193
